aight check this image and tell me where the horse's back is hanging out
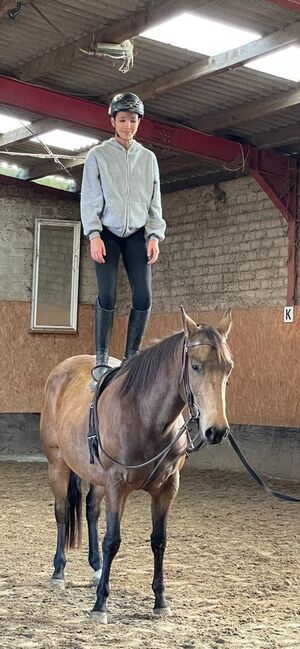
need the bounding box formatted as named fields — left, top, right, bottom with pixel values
left=44, top=354, right=121, bottom=398
left=40, top=355, right=121, bottom=459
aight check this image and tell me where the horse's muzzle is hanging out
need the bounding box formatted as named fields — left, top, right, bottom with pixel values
left=205, top=426, right=229, bottom=445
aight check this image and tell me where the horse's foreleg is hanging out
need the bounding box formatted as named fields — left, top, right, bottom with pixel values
left=48, top=460, right=71, bottom=586
left=86, top=484, right=105, bottom=585
left=150, top=471, right=180, bottom=615
left=91, top=480, right=127, bottom=624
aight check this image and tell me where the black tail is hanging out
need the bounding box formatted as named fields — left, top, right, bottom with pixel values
left=65, top=471, right=82, bottom=549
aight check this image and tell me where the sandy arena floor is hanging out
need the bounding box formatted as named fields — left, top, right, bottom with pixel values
left=0, top=461, right=300, bottom=649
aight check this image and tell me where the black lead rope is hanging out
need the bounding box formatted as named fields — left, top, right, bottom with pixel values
left=227, top=431, right=300, bottom=503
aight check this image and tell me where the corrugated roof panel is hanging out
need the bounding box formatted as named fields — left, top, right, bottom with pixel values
left=195, top=0, right=295, bottom=32
left=143, top=69, right=296, bottom=126
left=0, top=0, right=148, bottom=70
left=227, top=107, right=300, bottom=138
left=1, top=0, right=296, bottom=71
left=33, top=31, right=297, bottom=120
left=1, top=0, right=300, bottom=187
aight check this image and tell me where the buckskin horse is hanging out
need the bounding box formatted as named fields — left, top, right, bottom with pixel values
left=40, top=307, right=233, bottom=623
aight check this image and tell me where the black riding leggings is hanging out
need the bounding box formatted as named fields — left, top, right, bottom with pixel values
left=95, top=227, right=152, bottom=311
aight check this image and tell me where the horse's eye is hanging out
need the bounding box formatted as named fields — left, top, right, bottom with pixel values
left=191, top=362, right=201, bottom=373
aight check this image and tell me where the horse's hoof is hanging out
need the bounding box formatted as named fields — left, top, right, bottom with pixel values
left=153, top=606, right=172, bottom=617
left=50, top=578, right=65, bottom=590
left=92, top=569, right=102, bottom=586
left=89, top=611, right=108, bottom=625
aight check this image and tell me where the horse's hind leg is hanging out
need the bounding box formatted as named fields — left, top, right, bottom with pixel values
left=150, top=471, right=180, bottom=616
left=48, top=460, right=70, bottom=586
left=48, top=459, right=82, bottom=586
left=86, top=484, right=105, bottom=585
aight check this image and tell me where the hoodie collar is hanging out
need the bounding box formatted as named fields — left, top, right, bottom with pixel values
left=108, top=137, right=140, bottom=152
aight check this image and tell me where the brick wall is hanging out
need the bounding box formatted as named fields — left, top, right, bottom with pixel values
left=0, top=175, right=298, bottom=312
left=150, top=175, right=291, bottom=314
left=0, top=184, right=81, bottom=302
left=83, top=175, right=296, bottom=312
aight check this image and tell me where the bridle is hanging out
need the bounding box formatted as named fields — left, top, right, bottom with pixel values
left=88, top=337, right=211, bottom=472
left=180, top=338, right=217, bottom=453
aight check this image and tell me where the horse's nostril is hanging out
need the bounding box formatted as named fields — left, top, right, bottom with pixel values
left=205, top=427, right=226, bottom=445
left=205, top=428, right=214, bottom=442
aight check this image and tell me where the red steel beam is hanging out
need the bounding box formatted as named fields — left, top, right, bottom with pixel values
left=0, top=76, right=244, bottom=166
left=267, top=0, right=300, bottom=11
left=0, top=76, right=298, bottom=303
left=249, top=149, right=298, bottom=304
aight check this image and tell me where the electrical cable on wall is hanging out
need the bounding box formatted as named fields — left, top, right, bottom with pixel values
left=222, top=143, right=251, bottom=173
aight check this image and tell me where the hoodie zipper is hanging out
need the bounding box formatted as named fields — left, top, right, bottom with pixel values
left=123, top=147, right=130, bottom=236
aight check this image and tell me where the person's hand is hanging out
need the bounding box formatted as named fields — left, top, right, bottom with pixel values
left=147, top=239, right=159, bottom=265
left=90, top=237, right=106, bottom=263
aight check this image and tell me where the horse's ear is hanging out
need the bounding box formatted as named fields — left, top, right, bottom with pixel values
left=180, top=305, right=198, bottom=339
left=217, top=308, right=232, bottom=339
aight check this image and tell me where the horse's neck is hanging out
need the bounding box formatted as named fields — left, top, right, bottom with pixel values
left=140, top=356, right=185, bottom=427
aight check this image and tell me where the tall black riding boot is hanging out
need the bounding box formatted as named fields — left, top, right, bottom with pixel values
left=123, top=306, right=151, bottom=361
left=90, top=299, right=114, bottom=390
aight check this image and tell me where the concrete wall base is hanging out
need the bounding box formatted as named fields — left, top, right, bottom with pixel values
left=0, top=415, right=299, bottom=482
left=0, top=413, right=40, bottom=456
left=187, top=424, right=300, bottom=482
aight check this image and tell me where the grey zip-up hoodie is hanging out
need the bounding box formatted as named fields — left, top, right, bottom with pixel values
left=80, top=138, right=166, bottom=241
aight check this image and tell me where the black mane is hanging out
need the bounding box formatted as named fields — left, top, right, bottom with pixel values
left=117, top=331, right=184, bottom=399
left=114, top=323, right=231, bottom=399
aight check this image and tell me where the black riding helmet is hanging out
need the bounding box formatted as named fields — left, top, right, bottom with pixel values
left=108, top=93, right=144, bottom=118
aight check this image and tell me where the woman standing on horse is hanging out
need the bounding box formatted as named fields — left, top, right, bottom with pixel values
left=81, top=92, right=166, bottom=388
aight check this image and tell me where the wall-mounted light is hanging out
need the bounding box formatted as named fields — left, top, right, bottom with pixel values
left=7, top=2, right=22, bottom=19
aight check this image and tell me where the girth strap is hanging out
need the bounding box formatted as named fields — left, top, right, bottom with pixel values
left=88, top=366, right=120, bottom=464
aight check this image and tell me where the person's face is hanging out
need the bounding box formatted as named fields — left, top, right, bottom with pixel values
left=111, top=111, right=140, bottom=141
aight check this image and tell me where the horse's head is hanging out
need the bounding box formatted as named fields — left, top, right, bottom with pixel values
left=181, top=307, right=233, bottom=446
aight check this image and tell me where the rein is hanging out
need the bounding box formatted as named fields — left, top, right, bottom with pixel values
left=227, top=431, right=300, bottom=503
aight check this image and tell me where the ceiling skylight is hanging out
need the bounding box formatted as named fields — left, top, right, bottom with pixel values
left=141, top=13, right=260, bottom=56
left=31, top=129, right=98, bottom=151
left=0, top=114, right=30, bottom=133
left=34, top=175, right=76, bottom=192
left=141, top=13, right=300, bottom=82
left=245, top=45, right=300, bottom=82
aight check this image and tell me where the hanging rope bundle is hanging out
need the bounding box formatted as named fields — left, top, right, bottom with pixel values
left=79, top=39, right=134, bottom=73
